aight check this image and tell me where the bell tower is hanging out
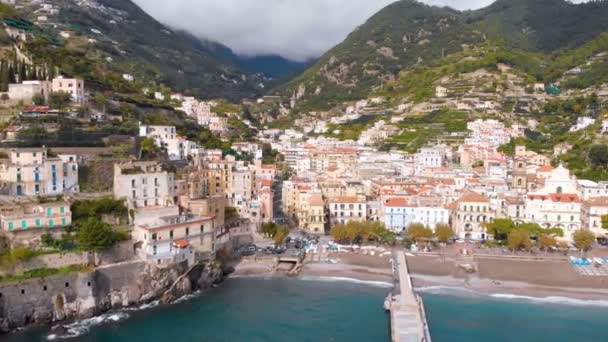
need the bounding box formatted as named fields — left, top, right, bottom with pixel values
left=512, top=145, right=528, bottom=190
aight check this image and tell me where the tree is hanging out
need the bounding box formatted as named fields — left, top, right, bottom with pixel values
left=485, top=219, right=516, bottom=240
left=507, top=230, right=532, bottom=252
left=31, top=93, right=45, bottom=105
left=602, top=215, right=608, bottom=231
left=407, top=223, right=434, bottom=243
left=435, top=224, right=454, bottom=244
left=48, top=91, right=72, bottom=109
left=273, top=226, right=289, bottom=246
left=588, top=144, right=608, bottom=168
left=538, top=235, right=557, bottom=254
left=76, top=218, right=116, bottom=252
left=0, top=93, right=8, bottom=104
left=572, top=229, right=595, bottom=256
left=140, top=137, right=161, bottom=160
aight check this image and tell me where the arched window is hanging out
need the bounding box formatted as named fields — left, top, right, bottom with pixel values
left=557, top=186, right=563, bottom=194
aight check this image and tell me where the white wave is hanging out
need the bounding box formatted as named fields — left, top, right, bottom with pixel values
left=173, top=290, right=202, bottom=304
left=417, top=285, right=608, bottom=308
left=47, top=312, right=130, bottom=340
left=299, top=275, right=394, bottom=288
left=490, top=293, right=608, bottom=307
left=416, top=285, right=479, bottom=297
left=124, top=300, right=160, bottom=311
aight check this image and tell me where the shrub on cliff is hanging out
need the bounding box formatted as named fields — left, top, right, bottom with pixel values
left=76, top=218, right=117, bottom=252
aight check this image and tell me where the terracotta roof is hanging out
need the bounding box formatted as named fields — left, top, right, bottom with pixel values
left=309, top=195, right=324, bottom=206
left=385, top=198, right=408, bottom=207
left=584, top=197, right=608, bottom=206
left=528, top=193, right=580, bottom=203
left=261, top=179, right=273, bottom=187
left=329, top=196, right=365, bottom=204
left=173, top=239, right=190, bottom=248
left=262, top=164, right=277, bottom=170
left=457, top=191, right=489, bottom=203
left=538, top=165, right=554, bottom=172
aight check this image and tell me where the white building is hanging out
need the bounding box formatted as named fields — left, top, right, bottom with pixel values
left=133, top=214, right=215, bottom=265
left=414, top=146, right=447, bottom=174
left=0, top=148, right=79, bottom=197
left=523, top=165, right=582, bottom=240
left=113, top=161, right=176, bottom=210
left=51, top=76, right=85, bottom=104
left=569, top=117, right=596, bottom=132
left=328, top=196, right=367, bottom=226
left=139, top=124, right=199, bottom=161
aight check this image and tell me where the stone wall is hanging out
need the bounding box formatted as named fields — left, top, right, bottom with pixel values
left=0, top=272, right=96, bottom=331
left=14, top=253, right=90, bottom=274
left=0, top=258, right=223, bottom=333
left=94, top=241, right=135, bottom=266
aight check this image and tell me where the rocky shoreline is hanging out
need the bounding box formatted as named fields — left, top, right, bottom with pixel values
left=0, top=260, right=225, bottom=335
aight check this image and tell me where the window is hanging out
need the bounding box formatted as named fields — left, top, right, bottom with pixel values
left=185, top=228, right=190, bottom=236
left=61, top=218, right=67, bottom=225
left=170, top=230, right=174, bottom=239
left=21, top=220, right=27, bottom=229
left=35, top=219, right=41, bottom=227
left=47, top=208, right=52, bottom=216
left=48, top=220, right=54, bottom=227
left=8, top=222, right=13, bottom=231
left=131, top=179, right=136, bottom=188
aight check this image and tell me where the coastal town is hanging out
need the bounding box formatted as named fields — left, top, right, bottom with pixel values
left=0, top=0, right=607, bottom=341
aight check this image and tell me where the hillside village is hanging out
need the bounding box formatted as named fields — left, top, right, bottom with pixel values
left=0, top=0, right=607, bottom=336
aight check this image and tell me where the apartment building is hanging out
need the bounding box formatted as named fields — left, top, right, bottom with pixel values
left=133, top=214, right=215, bottom=265
left=113, top=161, right=176, bottom=210
left=329, top=196, right=367, bottom=226
left=0, top=201, right=71, bottom=246
left=0, top=148, right=79, bottom=196
left=52, top=76, right=85, bottom=104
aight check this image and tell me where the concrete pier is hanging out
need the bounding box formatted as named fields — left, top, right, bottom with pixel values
left=390, top=251, right=432, bottom=342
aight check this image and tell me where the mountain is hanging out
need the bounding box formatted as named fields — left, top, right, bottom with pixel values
left=6, top=0, right=265, bottom=101
left=282, top=0, right=608, bottom=111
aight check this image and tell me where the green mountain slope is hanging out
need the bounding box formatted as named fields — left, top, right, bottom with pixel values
left=281, top=0, right=608, bottom=112
left=8, top=0, right=264, bottom=101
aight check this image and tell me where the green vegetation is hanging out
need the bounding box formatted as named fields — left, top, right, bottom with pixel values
left=48, top=91, right=72, bottom=109
left=280, top=0, right=608, bottom=117
left=507, top=230, right=533, bottom=252
left=407, top=223, right=434, bottom=243
left=330, top=221, right=397, bottom=245
left=0, top=264, right=92, bottom=283
left=76, top=218, right=126, bottom=252
left=435, top=224, right=455, bottom=244
left=386, top=110, right=469, bottom=152
left=71, top=197, right=128, bottom=224
left=261, top=143, right=280, bottom=164
left=260, top=222, right=290, bottom=246
left=573, top=229, right=596, bottom=256
left=485, top=219, right=564, bottom=241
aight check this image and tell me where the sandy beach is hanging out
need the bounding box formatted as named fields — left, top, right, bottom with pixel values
left=230, top=251, right=608, bottom=301
left=408, top=254, right=608, bottom=301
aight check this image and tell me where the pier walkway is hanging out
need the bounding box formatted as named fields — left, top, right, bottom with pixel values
left=390, top=251, right=431, bottom=342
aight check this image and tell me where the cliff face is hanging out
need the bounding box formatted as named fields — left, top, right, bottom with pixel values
left=0, top=260, right=224, bottom=333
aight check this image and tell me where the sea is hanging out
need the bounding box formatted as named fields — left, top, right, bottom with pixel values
left=5, top=277, right=608, bottom=342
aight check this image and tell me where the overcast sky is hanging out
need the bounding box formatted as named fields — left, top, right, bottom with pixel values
left=133, top=0, right=590, bottom=61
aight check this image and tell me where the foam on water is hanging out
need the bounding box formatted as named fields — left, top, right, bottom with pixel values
left=299, top=275, right=394, bottom=288
left=417, top=285, right=608, bottom=307
left=47, top=312, right=130, bottom=340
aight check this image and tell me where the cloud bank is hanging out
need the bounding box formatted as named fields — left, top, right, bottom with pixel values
left=133, top=0, right=590, bottom=61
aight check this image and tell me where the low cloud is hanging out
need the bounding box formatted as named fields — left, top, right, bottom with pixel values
left=133, top=0, right=591, bottom=61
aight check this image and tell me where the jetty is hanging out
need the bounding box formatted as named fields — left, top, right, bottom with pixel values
left=389, top=251, right=432, bottom=342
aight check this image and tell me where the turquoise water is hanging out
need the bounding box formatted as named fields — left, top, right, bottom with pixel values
left=6, top=278, right=608, bottom=342
left=7, top=277, right=391, bottom=342
left=421, top=288, right=608, bottom=342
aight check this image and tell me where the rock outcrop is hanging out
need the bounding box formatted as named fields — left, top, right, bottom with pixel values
left=0, top=260, right=224, bottom=334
